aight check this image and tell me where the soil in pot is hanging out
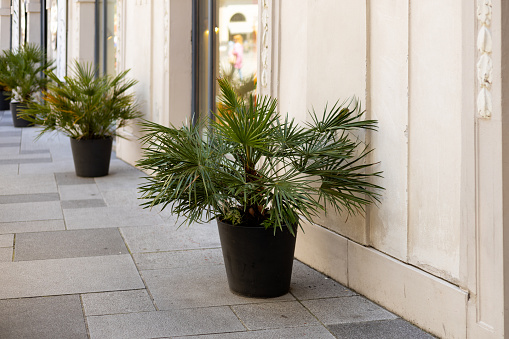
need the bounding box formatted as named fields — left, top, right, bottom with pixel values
left=217, top=219, right=297, bottom=298
left=10, top=102, right=33, bottom=128
left=70, top=137, right=113, bottom=177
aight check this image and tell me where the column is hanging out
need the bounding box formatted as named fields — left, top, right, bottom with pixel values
left=26, top=0, right=41, bottom=45
left=0, top=0, right=10, bottom=50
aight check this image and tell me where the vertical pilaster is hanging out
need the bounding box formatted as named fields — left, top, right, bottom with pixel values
left=0, top=0, right=10, bottom=50
left=69, top=0, right=95, bottom=64
left=25, top=0, right=41, bottom=45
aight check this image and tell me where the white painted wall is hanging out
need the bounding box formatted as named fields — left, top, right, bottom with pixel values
left=0, top=0, right=11, bottom=51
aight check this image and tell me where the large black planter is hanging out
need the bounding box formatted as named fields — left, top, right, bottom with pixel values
left=0, top=91, right=10, bottom=111
left=70, top=137, right=113, bottom=177
left=217, top=219, right=297, bottom=298
left=10, top=102, right=32, bottom=128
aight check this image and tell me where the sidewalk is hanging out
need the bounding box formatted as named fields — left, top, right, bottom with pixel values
left=0, top=108, right=435, bottom=339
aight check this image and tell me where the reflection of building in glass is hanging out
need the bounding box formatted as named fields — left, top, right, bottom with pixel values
left=219, top=0, right=258, bottom=78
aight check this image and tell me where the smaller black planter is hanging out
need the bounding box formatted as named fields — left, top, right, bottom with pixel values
left=70, top=137, right=113, bottom=177
left=0, top=91, right=10, bottom=111
left=217, top=219, right=297, bottom=298
left=10, top=102, right=33, bottom=128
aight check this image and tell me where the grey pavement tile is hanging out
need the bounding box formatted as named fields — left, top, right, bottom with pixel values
left=0, top=158, right=52, bottom=165
left=101, top=189, right=142, bottom=207
left=0, top=247, right=12, bottom=261
left=86, top=306, right=245, bottom=339
left=61, top=198, right=107, bottom=209
left=58, top=184, right=102, bottom=200
left=0, top=164, right=18, bottom=175
left=120, top=223, right=221, bottom=253
left=19, top=149, right=50, bottom=154
left=0, top=143, right=20, bottom=147
left=327, top=318, right=436, bottom=339
left=82, top=289, right=156, bottom=316
left=14, top=228, right=129, bottom=261
left=0, top=173, right=57, bottom=195
left=141, top=265, right=295, bottom=310
left=0, top=254, right=144, bottom=299
left=133, top=248, right=224, bottom=270
left=291, top=261, right=356, bottom=300
left=0, top=201, right=63, bottom=223
left=55, top=172, right=96, bottom=185
left=302, top=296, right=398, bottom=325
left=173, top=326, right=336, bottom=339
left=0, top=295, right=88, bottom=339
left=19, top=160, right=76, bottom=175
left=0, top=152, right=51, bottom=160
left=0, top=192, right=60, bottom=204
left=0, top=131, right=21, bottom=137
left=0, top=233, right=14, bottom=247
left=173, top=326, right=335, bottom=339
left=0, top=147, right=20, bottom=155
left=64, top=206, right=163, bottom=229
left=232, top=301, right=320, bottom=330
left=0, top=219, right=66, bottom=234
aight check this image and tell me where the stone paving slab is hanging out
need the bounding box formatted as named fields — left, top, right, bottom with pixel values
left=133, top=248, right=224, bottom=270
left=302, top=296, right=398, bottom=325
left=172, top=326, right=336, bottom=339
left=0, top=152, right=51, bottom=160
left=291, top=261, right=357, bottom=300
left=141, top=265, right=295, bottom=310
left=0, top=247, right=12, bottom=261
left=86, top=306, right=245, bottom=339
left=0, top=295, right=88, bottom=339
left=60, top=198, right=107, bottom=209
left=120, top=223, right=221, bottom=253
left=0, top=219, right=66, bottom=234
left=0, top=192, right=60, bottom=204
left=58, top=184, right=102, bottom=200
left=0, top=233, right=14, bottom=247
left=0, top=157, right=53, bottom=165
left=55, top=172, right=96, bottom=185
left=232, top=300, right=320, bottom=330
left=0, top=201, right=63, bottom=223
left=0, top=143, right=20, bottom=147
left=0, top=173, right=57, bottom=195
left=0, top=147, right=20, bottom=155
left=14, top=228, right=129, bottom=261
left=328, top=318, right=436, bottom=339
left=0, top=254, right=144, bottom=299
left=64, top=206, right=163, bottom=229
left=0, top=164, right=18, bottom=175
left=19, top=148, right=51, bottom=154
left=81, top=289, right=156, bottom=316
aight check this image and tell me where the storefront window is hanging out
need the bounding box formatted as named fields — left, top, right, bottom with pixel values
left=193, top=0, right=258, bottom=124
left=96, top=0, right=118, bottom=75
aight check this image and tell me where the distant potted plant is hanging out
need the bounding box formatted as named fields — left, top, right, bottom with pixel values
left=137, top=78, right=383, bottom=298
left=0, top=44, right=55, bottom=127
left=22, top=61, right=141, bottom=177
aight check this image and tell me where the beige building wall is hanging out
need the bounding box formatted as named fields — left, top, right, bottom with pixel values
left=269, top=0, right=508, bottom=338
left=115, top=0, right=192, bottom=165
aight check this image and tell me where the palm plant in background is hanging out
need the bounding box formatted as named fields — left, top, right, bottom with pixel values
left=0, top=44, right=54, bottom=104
left=137, top=78, right=382, bottom=234
left=23, top=61, right=141, bottom=140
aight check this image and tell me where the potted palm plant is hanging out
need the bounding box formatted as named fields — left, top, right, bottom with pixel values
left=22, top=61, right=141, bottom=177
left=0, top=44, right=54, bottom=127
left=137, top=78, right=382, bottom=298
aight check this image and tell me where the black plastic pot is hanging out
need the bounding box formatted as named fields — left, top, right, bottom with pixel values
left=70, top=137, right=113, bottom=177
left=217, top=219, right=297, bottom=298
left=10, top=102, right=32, bottom=128
left=0, top=91, right=10, bottom=111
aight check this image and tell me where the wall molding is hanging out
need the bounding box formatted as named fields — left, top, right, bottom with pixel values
left=477, top=0, right=493, bottom=118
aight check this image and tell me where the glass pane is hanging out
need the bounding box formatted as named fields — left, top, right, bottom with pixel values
left=106, top=0, right=118, bottom=75
left=218, top=0, right=258, bottom=100
left=197, top=1, right=210, bottom=122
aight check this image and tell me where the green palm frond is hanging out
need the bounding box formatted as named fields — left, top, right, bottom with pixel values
left=137, top=78, right=383, bottom=233
left=21, top=61, right=141, bottom=140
